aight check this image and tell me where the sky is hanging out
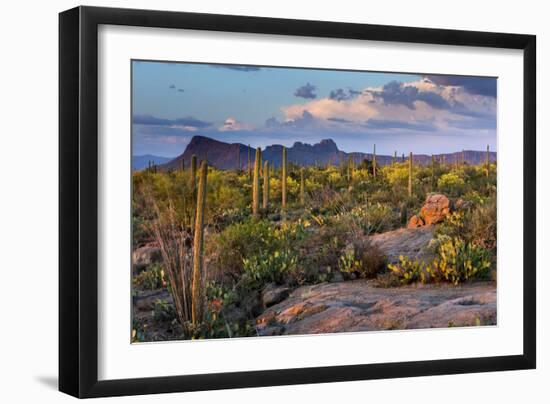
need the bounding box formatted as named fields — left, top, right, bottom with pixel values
left=132, top=60, right=497, bottom=158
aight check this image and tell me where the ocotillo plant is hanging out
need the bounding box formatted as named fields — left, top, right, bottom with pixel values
left=300, top=167, right=305, bottom=205
left=373, top=144, right=377, bottom=177
left=486, top=145, right=490, bottom=177
left=263, top=161, right=270, bottom=210
left=252, top=147, right=261, bottom=216
left=282, top=146, right=287, bottom=208
left=191, top=160, right=207, bottom=327
left=408, top=152, right=413, bottom=197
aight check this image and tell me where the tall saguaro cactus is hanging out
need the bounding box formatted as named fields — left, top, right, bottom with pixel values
left=462, top=150, right=465, bottom=166
left=486, top=145, right=490, bottom=177
left=252, top=147, right=261, bottom=216
left=300, top=167, right=305, bottom=205
left=408, top=152, right=413, bottom=197
left=263, top=161, right=270, bottom=209
left=431, top=155, right=435, bottom=189
left=247, top=145, right=252, bottom=179
left=373, top=144, right=377, bottom=177
left=237, top=147, right=241, bottom=172
left=191, top=154, right=198, bottom=193
left=181, top=158, right=185, bottom=172
left=191, top=160, right=207, bottom=326
left=282, top=146, right=287, bottom=208
left=347, top=154, right=354, bottom=181
left=393, top=151, right=397, bottom=166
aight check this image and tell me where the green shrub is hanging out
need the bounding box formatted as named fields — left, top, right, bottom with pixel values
left=428, top=237, right=492, bottom=285
left=242, top=249, right=298, bottom=286
left=338, top=240, right=387, bottom=279
left=437, top=172, right=465, bottom=195
left=133, top=264, right=165, bottom=290
left=388, top=255, right=429, bottom=284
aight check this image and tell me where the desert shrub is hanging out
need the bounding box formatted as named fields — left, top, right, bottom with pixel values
left=242, top=249, right=298, bottom=286
left=437, top=172, right=465, bottom=195
left=388, top=255, right=429, bottom=284
left=427, top=237, right=492, bottom=284
left=153, top=299, right=177, bottom=322
left=210, top=219, right=276, bottom=280
left=468, top=198, right=497, bottom=252
left=373, top=271, right=402, bottom=288
left=134, top=264, right=166, bottom=290
left=338, top=240, right=387, bottom=279
left=389, top=237, right=491, bottom=285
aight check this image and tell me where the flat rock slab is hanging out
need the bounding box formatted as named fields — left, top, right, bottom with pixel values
left=369, top=226, right=435, bottom=264
left=255, top=281, right=496, bottom=336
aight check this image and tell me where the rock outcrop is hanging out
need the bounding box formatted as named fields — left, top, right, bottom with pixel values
left=420, top=193, right=451, bottom=225
left=255, top=281, right=496, bottom=336
left=132, top=243, right=161, bottom=273
left=369, top=226, right=435, bottom=264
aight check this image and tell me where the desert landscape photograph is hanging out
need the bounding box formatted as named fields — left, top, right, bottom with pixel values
left=131, top=60, right=497, bottom=342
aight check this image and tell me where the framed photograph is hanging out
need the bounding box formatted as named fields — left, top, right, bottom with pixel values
left=59, top=6, right=536, bottom=398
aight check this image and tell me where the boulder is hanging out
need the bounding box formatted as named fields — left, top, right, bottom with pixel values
left=420, top=194, right=451, bottom=225
left=369, top=226, right=435, bottom=264
left=262, top=284, right=291, bottom=308
left=133, top=243, right=161, bottom=273
left=407, top=215, right=425, bottom=228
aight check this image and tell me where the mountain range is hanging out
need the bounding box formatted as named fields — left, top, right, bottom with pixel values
left=132, top=154, right=172, bottom=170
left=156, top=135, right=496, bottom=171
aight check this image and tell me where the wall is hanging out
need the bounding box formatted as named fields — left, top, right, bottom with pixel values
left=0, top=0, right=546, bottom=402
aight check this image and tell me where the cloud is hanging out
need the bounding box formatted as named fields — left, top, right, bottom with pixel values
left=265, top=110, right=322, bottom=130
left=424, top=75, right=497, bottom=97
left=177, top=88, right=185, bottom=93
left=329, top=88, right=361, bottom=102
left=169, top=84, right=176, bottom=89
left=294, top=83, right=317, bottom=99
left=445, top=117, right=496, bottom=130
left=219, top=117, right=253, bottom=131
left=210, top=64, right=261, bottom=72
left=133, top=114, right=211, bottom=129
left=370, top=81, right=451, bottom=110
left=364, top=119, right=437, bottom=132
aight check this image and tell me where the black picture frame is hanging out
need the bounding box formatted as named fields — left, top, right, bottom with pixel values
left=59, top=5, right=536, bottom=398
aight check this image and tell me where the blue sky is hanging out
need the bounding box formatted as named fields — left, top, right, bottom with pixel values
left=132, top=60, right=497, bottom=157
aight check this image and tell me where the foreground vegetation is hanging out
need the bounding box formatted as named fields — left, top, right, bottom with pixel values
left=132, top=149, right=496, bottom=341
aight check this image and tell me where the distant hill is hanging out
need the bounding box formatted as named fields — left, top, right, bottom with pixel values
left=160, top=135, right=496, bottom=171
left=133, top=155, right=172, bottom=170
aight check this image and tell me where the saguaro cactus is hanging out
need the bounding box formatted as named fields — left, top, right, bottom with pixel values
left=347, top=154, right=354, bottom=181
left=462, top=150, right=465, bottom=166
left=408, top=152, right=413, bottom=197
left=402, top=153, right=405, bottom=163
left=181, top=158, right=185, bottom=172
left=300, top=167, right=305, bottom=205
left=282, top=146, right=287, bottom=208
left=252, top=147, right=261, bottom=216
left=431, top=155, right=435, bottom=189
left=247, top=145, right=251, bottom=178
left=373, top=144, right=377, bottom=177
left=486, top=145, right=490, bottom=177
left=393, top=151, right=397, bottom=166
left=191, top=160, right=207, bottom=326
left=263, top=161, right=270, bottom=210
left=191, top=154, right=198, bottom=191
left=237, top=147, right=241, bottom=171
